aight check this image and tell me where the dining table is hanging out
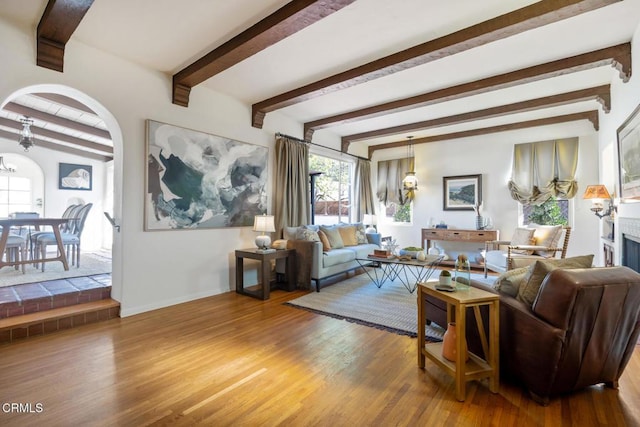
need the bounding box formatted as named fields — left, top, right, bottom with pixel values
left=0, top=218, right=70, bottom=271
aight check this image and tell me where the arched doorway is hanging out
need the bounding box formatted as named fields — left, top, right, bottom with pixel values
left=0, top=84, right=123, bottom=302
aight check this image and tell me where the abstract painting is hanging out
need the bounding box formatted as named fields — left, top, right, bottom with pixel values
left=443, top=174, right=482, bottom=211
left=618, top=103, right=640, bottom=200
left=59, top=163, right=92, bottom=191
left=145, top=120, right=268, bottom=230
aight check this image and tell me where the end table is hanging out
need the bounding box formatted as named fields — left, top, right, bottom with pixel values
left=417, top=280, right=500, bottom=401
left=235, top=248, right=296, bottom=300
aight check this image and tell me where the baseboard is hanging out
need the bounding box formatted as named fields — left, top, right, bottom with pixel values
left=119, top=288, right=224, bottom=317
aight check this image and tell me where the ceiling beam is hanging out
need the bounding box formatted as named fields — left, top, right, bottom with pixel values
left=341, top=85, right=610, bottom=151
left=37, top=0, right=95, bottom=72
left=173, top=0, right=356, bottom=107
left=33, top=93, right=96, bottom=114
left=0, top=117, right=113, bottom=155
left=0, top=129, right=112, bottom=162
left=2, top=103, right=111, bottom=140
left=306, top=43, right=630, bottom=140
left=367, top=111, right=599, bottom=158
left=252, top=0, right=620, bottom=128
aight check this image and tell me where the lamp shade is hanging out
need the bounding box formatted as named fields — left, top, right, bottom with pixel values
left=583, top=185, right=611, bottom=200
left=403, top=171, right=418, bottom=190
left=253, top=215, right=275, bottom=233
left=363, top=214, right=377, bottom=226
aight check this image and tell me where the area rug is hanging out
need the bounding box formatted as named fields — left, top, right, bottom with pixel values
left=285, top=270, right=496, bottom=339
left=0, top=251, right=112, bottom=287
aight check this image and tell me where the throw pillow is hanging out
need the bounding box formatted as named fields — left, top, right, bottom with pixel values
left=510, top=227, right=536, bottom=255
left=319, top=225, right=344, bottom=249
left=338, top=225, right=358, bottom=246
left=530, top=224, right=563, bottom=257
left=318, top=230, right=331, bottom=252
left=493, top=266, right=530, bottom=298
left=283, top=226, right=300, bottom=240
left=272, top=239, right=287, bottom=250
left=516, top=254, right=594, bottom=306
left=353, top=222, right=367, bottom=244
left=296, top=226, right=320, bottom=242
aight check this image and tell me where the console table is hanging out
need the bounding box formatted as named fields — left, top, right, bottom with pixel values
left=421, top=228, right=499, bottom=269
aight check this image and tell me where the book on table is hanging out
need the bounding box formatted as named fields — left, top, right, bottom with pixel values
left=367, top=253, right=395, bottom=260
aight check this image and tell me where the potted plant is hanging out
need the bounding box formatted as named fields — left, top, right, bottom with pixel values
left=439, top=269, right=452, bottom=285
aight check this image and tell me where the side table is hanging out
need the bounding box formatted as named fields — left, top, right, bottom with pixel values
left=417, top=280, right=499, bottom=401
left=235, top=248, right=296, bottom=300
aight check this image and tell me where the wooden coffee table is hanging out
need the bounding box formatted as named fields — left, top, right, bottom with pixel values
left=417, top=280, right=500, bottom=401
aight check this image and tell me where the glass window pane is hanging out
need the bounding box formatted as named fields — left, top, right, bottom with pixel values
left=9, top=177, right=31, bottom=191
left=522, top=197, right=569, bottom=226
left=310, top=154, right=352, bottom=224
left=0, top=176, right=8, bottom=190
left=10, top=191, right=31, bottom=204
left=0, top=206, right=8, bottom=217
left=0, top=190, right=8, bottom=204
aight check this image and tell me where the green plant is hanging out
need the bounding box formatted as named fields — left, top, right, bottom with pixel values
left=440, top=270, right=451, bottom=277
left=527, top=196, right=568, bottom=226
left=393, top=202, right=411, bottom=222
left=403, top=246, right=422, bottom=251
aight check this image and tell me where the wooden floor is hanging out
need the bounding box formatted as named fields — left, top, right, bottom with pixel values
left=0, top=288, right=638, bottom=426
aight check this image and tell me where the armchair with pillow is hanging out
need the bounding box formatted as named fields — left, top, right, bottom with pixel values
left=423, top=255, right=640, bottom=405
left=484, top=224, right=571, bottom=278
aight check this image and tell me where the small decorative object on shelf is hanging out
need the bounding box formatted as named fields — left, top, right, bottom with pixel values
left=416, top=250, right=426, bottom=261
left=442, top=322, right=469, bottom=362
left=454, top=254, right=471, bottom=290
left=439, top=270, right=452, bottom=286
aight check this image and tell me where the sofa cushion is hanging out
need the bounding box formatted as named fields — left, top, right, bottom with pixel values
left=348, top=243, right=380, bottom=259
left=320, top=225, right=344, bottom=249
left=297, top=225, right=320, bottom=242
left=318, top=230, right=331, bottom=251
left=283, top=226, right=300, bottom=240
left=493, top=267, right=529, bottom=297
left=354, top=223, right=367, bottom=244
left=517, top=254, right=594, bottom=306
left=338, top=225, right=358, bottom=246
left=511, top=227, right=536, bottom=254
left=322, top=248, right=356, bottom=267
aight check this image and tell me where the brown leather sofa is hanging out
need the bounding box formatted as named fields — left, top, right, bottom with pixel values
left=423, top=266, right=640, bottom=404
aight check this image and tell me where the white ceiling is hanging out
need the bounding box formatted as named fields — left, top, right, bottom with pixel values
left=1, top=0, right=640, bottom=154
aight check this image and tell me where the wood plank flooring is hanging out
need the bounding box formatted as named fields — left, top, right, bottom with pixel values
left=0, top=288, right=638, bottom=426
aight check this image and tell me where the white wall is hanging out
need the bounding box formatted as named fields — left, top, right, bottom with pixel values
left=371, top=128, right=601, bottom=264
left=0, top=149, right=107, bottom=252
left=598, top=23, right=640, bottom=265
left=0, top=17, right=304, bottom=316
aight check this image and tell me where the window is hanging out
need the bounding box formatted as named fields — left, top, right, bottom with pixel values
left=0, top=175, right=32, bottom=217
left=381, top=201, right=412, bottom=224
left=309, top=153, right=352, bottom=225
left=521, top=196, right=569, bottom=226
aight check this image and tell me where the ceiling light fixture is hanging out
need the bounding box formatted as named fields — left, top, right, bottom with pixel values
left=0, top=157, right=16, bottom=173
left=402, top=136, right=418, bottom=190
left=18, top=116, right=35, bottom=151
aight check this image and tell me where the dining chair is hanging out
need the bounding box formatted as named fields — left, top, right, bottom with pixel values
left=35, top=203, right=93, bottom=271
left=29, top=203, right=81, bottom=263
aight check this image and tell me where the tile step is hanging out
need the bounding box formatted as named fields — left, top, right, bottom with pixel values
left=0, top=299, right=120, bottom=344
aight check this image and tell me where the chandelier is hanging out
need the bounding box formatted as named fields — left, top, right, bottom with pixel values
left=18, top=116, right=35, bottom=151
left=402, top=136, right=418, bottom=190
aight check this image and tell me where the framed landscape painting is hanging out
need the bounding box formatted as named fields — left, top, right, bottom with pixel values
left=617, top=103, right=640, bottom=200
left=145, top=120, right=268, bottom=230
left=443, top=174, right=482, bottom=211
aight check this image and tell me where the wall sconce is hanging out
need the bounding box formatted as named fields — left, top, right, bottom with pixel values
left=253, top=214, right=275, bottom=252
left=582, top=185, right=617, bottom=218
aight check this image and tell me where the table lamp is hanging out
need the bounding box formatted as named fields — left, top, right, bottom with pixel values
left=363, top=214, right=377, bottom=234
left=253, top=214, right=275, bottom=252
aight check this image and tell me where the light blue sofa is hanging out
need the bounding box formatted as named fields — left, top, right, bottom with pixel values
left=277, top=224, right=381, bottom=291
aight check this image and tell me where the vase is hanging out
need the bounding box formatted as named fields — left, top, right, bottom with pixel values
left=442, top=322, right=469, bottom=362
left=475, top=215, right=484, bottom=230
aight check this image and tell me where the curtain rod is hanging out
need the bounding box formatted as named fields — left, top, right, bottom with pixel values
left=275, top=132, right=369, bottom=162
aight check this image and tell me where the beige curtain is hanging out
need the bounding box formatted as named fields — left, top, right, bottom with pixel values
left=274, top=135, right=309, bottom=236
left=355, top=158, right=375, bottom=221
left=508, top=138, right=579, bottom=205
left=376, top=158, right=412, bottom=206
